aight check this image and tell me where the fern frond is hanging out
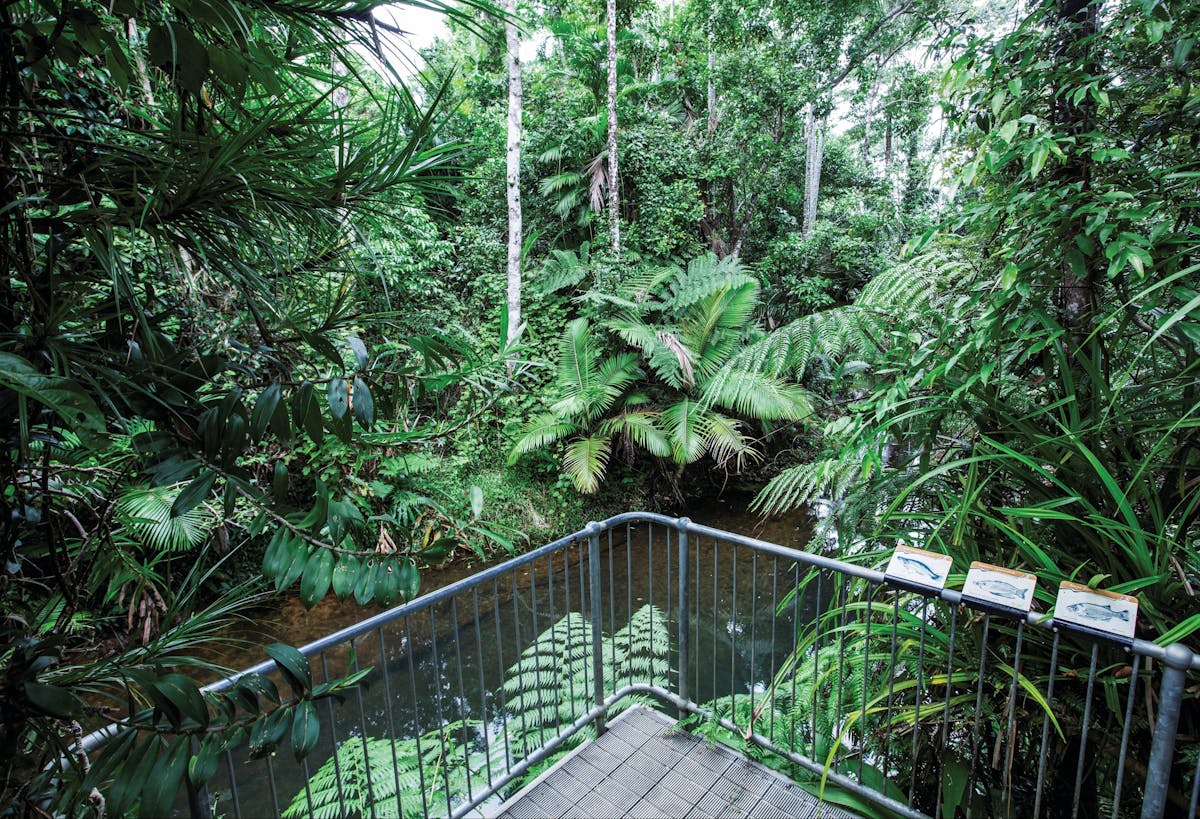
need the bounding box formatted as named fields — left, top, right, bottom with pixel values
left=664, top=254, right=758, bottom=312
left=752, top=455, right=864, bottom=516
left=537, top=246, right=591, bottom=295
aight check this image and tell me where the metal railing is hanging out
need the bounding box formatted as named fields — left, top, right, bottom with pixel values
left=173, top=513, right=1198, bottom=818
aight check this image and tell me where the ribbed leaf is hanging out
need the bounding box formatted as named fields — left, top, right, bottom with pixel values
left=562, top=434, right=611, bottom=493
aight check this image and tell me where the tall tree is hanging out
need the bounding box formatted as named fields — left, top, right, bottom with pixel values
left=606, top=0, right=621, bottom=255
left=505, top=0, right=524, bottom=349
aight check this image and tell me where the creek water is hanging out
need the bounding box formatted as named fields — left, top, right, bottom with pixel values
left=196, top=501, right=820, bottom=817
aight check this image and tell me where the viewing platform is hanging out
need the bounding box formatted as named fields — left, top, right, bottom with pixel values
left=494, top=706, right=860, bottom=819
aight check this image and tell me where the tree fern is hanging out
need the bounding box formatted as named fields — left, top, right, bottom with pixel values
left=283, top=723, right=483, bottom=819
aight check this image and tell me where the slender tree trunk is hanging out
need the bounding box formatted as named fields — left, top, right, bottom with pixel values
left=505, top=0, right=523, bottom=350
left=606, top=0, right=620, bottom=256
left=802, top=104, right=825, bottom=237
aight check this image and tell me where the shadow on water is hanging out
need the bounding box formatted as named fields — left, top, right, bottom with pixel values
left=194, top=502, right=822, bottom=816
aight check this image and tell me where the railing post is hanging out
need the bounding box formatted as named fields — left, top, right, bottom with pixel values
left=186, top=737, right=213, bottom=819
left=677, top=517, right=691, bottom=705
left=587, top=522, right=607, bottom=735
left=1141, top=643, right=1195, bottom=819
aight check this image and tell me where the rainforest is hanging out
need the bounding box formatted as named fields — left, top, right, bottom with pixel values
left=1, top=0, right=1198, bottom=813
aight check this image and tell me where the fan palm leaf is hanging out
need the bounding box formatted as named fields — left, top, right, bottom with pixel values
left=509, top=414, right=579, bottom=462
left=599, top=411, right=671, bottom=458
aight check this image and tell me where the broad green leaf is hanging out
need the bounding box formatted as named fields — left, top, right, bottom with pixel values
left=264, top=643, right=312, bottom=696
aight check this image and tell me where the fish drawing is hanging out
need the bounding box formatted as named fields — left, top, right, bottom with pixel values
left=1066, top=601, right=1130, bottom=622
left=896, top=554, right=942, bottom=581
left=973, top=579, right=1028, bottom=600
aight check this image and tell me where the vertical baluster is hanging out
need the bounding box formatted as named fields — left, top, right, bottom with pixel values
left=492, top=579, right=512, bottom=775
left=428, top=611, right=454, bottom=817
left=349, top=639, right=378, bottom=819
left=510, top=571, right=529, bottom=755
left=791, top=563, right=800, bottom=755
left=1111, top=653, right=1140, bottom=818
left=404, top=616, right=430, bottom=817
left=223, top=751, right=242, bottom=819
left=935, top=607, right=959, bottom=819
left=835, top=578, right=849, bottom=772
left=1072, top=643, right=1101, bottom=819
left=265, top=752, right=281, bottom=818
left=749, top=550, right=759, bottom=732
left=812, top=572, right=826, bottom=761
left=910, top=597, right=929, bottom=807
left=882, top=594, right=900, bottom=786
left=608, top=527, right=616, bottom=691
left=545, top=553, right=562, bottom=742
left=627, top=524, right=634, bottom=691
left=587, top=524, right=606, bottom=734
left=1032, top=632, right=1059, bottom=819
left=678, top=520, right=690, bottom=705
left=373, top=631, right=405, bottom=818
left=528, top=561, right=546, bottom=751
left=450, top=597, right=473, bottom=805
left=731, top=542, right=739, bottom=719
left=713, top=539, right=720, bottom=705
left=471, top=588, right=493, bottom=789
left=648, top=522, right=655, bottom=687
left=664, top=524, right=671, bottom=692
left=562, top=547, right=578, bottom=727
left=966, top=614, right=991, bottom=819
left=1142, top=644, right=1196, bottom=819
left=858, top=584, right=875, bottom=785
left=768, top=556, right=779, bottom=745
left=319, top=653, right=349, bottom=817
left=1001, top=621, right=1025, bottom=813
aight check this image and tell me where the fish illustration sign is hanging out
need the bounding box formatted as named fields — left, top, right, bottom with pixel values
left=962, top=563, right=1038, bottom=616
left=1053, top=581, right=1138, bottom=643
left=885, top=546, right=953, bottom=593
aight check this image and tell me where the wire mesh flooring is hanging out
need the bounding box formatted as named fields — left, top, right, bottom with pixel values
left=488, top=706, right=862, bottom=819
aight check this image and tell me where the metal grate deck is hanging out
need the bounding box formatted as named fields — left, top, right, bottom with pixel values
left=489, top=706, right=862, bottom=819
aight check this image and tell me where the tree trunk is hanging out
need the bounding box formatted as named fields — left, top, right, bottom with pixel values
left=505, top=0, right=523, bottom=352
left=606, top=0, right=620, bottom=256
left=802, top=104, right=825, bottom=237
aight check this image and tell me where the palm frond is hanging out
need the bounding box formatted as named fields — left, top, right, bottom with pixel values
left=752, top=455, right=865, bottom=516
left=703, top=412, right=759, bottom=469
left=509, top=414, right=578, bottom=462
left=599, top=411, right=671, bottom=458
left=562, top=434, right=612, bottom=493
left=116, top=486, right=214, bottom=553
left=661, top=398, right=706, bottom=464
left=702, top=369, right=814, bottom=421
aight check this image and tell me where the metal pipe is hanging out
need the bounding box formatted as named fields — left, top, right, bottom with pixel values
left=587, top=523, right=606, bottom=735
left=1141, top=643, right=1197, bottom=819
left=677, top=518, right=690, bottom=704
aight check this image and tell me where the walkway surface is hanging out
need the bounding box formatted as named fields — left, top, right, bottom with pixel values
left=490, top=705, right=862, bottom=819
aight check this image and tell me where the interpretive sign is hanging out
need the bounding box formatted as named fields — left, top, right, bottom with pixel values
left=1053, top=581, right=1138, bottom=644
left=884, top=546, right=952, bottom=594
left=961, top=562, right=1037, bottom=617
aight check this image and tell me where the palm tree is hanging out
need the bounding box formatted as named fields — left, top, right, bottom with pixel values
left=510, top=255, right=813, bottom=492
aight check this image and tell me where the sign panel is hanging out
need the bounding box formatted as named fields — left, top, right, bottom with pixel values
left=884, top=546, right=952, bottom=593
left=961, top=562, right=1037, bottom=616
left=1053, top=581, right=1138, bottom=644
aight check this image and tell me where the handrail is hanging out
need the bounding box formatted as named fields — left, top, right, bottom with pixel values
left=77, top=513, right=1200, bottom=819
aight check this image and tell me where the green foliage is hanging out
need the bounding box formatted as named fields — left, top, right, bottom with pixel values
left=511, top=254, right=814, bottom=493
left=287, top=604, right=671, bottom=817
left=282, top=725, right=483, bottom=819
